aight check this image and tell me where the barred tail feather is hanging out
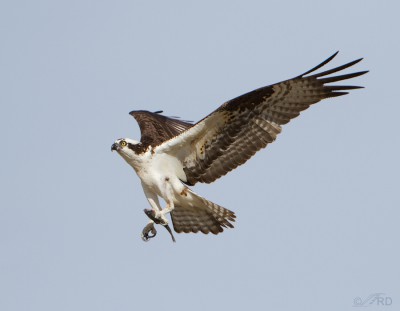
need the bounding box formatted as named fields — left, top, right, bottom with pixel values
left=171, top=188, right=236, bottom=234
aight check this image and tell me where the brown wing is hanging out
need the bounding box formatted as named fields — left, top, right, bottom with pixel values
left=156, top=52, right=368, bottom=185
left=129, top=110, right=193, bottom=147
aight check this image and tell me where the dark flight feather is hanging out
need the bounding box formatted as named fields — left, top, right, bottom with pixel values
left=129, top=53, right=367, bottom=185
left=129, top=110, right=193, bottom=148
left=151, top=52, right=368, bottom=185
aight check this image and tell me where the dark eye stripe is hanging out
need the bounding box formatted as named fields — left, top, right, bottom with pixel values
left=127, top=142, right=146, bottom=154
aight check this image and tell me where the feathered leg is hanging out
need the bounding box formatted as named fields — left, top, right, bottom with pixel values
left=141, top=182, right=176, bottom=242
left=141, top=184, right=162, bottom=241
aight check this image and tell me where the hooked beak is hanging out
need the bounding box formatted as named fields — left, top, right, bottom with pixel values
left=111, top=143, right=119, bottom=152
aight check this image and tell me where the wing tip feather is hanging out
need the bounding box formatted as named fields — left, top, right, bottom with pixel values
left=299, top=51, right=339, bottom=77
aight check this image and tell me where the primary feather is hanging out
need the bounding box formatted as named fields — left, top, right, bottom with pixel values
left=155, top=52, right=367, bottom=185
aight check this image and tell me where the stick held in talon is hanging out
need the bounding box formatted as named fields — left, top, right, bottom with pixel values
left=144, top=209, right=159, bottom=223
left=164, top=224, right=176, bottom=243
left=144, top=209, right=167, bottom=225
left=143, top=209, right=176, bottom=242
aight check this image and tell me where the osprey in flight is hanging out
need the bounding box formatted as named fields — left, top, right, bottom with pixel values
left=111, top=52, right=367, bottom=242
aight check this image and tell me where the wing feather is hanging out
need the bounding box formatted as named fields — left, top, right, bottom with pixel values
left=155, top=52, right=367, bottom=185
left=129, top=110, right=193, bottom=147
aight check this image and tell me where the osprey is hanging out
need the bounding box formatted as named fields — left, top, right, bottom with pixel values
left=111, top=52, right=367, bottom=242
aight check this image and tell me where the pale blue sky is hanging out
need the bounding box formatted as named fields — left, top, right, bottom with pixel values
left=1, top=1, right=399, bottom=311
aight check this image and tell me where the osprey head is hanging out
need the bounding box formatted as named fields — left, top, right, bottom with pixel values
left=111, top=138, right=142, bottom=157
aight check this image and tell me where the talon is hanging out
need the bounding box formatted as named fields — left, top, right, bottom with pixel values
left=143, top=209, right=176, bottom=243
left=141, top=222, right=157, bottom=242
left=158, top=216, right=168, bottom=226
left=144, top=209, right=168, bottom=226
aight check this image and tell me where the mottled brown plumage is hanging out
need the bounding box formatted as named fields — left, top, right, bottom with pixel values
left=129, top=110, right=193, bottom=148
left=125, top=52, right=367, bottom=236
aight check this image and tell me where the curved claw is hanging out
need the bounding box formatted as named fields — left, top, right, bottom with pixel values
left=143, top=209, right=176, bottom=243
left=141, top=222, right=157, bottom=242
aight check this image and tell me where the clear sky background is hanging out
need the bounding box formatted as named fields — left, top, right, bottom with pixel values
left=1, top=1, right=399, bottom=311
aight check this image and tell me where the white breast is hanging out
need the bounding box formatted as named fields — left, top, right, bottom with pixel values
left=128, top=150, right=186, bottom=195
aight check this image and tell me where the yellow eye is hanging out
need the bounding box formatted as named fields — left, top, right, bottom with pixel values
left=120, top=141, right=127, bottom=147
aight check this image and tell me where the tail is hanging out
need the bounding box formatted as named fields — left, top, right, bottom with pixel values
left=171, top=188, right=236, bottom=234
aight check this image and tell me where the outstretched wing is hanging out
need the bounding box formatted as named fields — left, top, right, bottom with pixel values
left=156, top=52, right=368, bottom=185
left=129, top=110, right=193, bottom=147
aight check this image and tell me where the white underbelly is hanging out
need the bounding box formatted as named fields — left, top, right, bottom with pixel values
left=134, top=152, right=186, bottom=198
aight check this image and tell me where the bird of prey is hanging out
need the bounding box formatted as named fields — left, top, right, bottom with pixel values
left=111, top=52, right=367, bottom=242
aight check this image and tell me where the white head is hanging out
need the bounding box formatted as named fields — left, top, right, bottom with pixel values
left=111, top=138, right=144, bottom=162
